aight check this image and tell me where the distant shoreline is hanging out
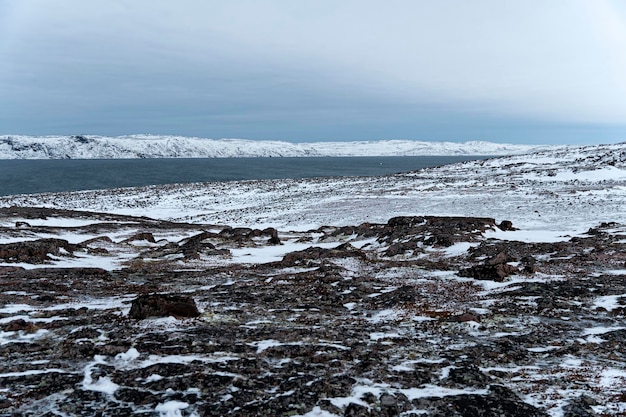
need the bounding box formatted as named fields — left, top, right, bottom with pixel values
left=0, top=134, right=550, bottom=160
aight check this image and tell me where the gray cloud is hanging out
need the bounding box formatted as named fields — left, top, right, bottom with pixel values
left=1, top=0, right=625, bottom=143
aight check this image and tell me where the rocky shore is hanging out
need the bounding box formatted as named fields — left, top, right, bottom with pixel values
left=1, top=206, right=625, bottom=416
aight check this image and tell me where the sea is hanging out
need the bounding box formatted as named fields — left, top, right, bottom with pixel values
left=0, top=156, right=490, bottom=196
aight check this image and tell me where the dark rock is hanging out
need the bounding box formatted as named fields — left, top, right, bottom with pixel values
left=280, top=243, right=365, bottom=267
left=3, top=319, right=38, bottom=332
left=563, top=395, right=598, bottom=417
left=179, top=231, right=230, bottom=259
left=219, top=227, right=254, bottom=242
left=447, top=364, right=492, bottom=387
left=451, top=387, right=548, bottom=417
left=520, top=255, right=538, bottom=273
left=122, top=232, right=156, bottom=244
left=87, top=247, right=109, bottom=255
left=72, top=135, right=91, bottom=144
left=0, top=265, right=23, bottom=274
left=344, top=402, right=371, bottom=416
left=0, top=238, right=81, bottom=264
left=498, top=220, right=516, bottom=231
left=384, top=240, right=419, bottom=257
left=263, top=227, right=282, bottom=245
left=374, top=285, right=421, bottom=308
left=128, top=293, right=200, bottom=319
left=452, top=312, right=480, bottom=322
left=58, top=339, right=97, bottom=359
left=459, top=252, right=519, bottom=281
left=81, top=236, right=113, bottom=245
left=458, top=263, right=518, bottom=282
left=15, top=221, right=30, bottom=228
left=380, top=393, right=400, bottom=416
left=382, top=216, right=496, bottom=248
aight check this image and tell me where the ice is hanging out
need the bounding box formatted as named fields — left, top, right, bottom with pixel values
left=155, top=401, right=189, bottom=417
left=599, top=368, right=626, bottom=388
left=247, top=339, right=285, bottom=353
left=0, top=369, right=66, bottom=378
left=82, top=356, right=119, bottom=395
left=145, top=374, right=164, bottom=383
left=484, top=228, right=586, bottom=243
left=369, top=332, right=402, bottom=341
left=115, top=347, right=141, bottom=366
left=137, top=353, right=239, bottom=368
left=326, top=381, right=490, bottom=409
left=0, top=328, right=49, bottom=345
left=366, top=308, right=402, bottom=323
left=581, top=326, right=626, bottom=335
left=593, top=294, right=625, bottom=312
left=295, top=406, right=341, bottom=417
left=228, top=240, right=339, bottom=265
left=443, top=241, right=479, bottom=256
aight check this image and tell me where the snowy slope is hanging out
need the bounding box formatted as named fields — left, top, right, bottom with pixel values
left=0, top=134, right=547, bottom=159
left=2, top=142, right=624, bottom=233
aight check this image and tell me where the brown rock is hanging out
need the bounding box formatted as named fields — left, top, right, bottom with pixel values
left=128, top=293, right=200, bottom=319
left=498, top=220, right=516, bottom=231
left=0, top=238, right=80, bottom=264
left=459, top=263, right=518, bottom=282
left=122, top=232, right=156, bottom=244
left=4, top=319, right=39, bottom=332
left=263, top=227, right=281, bottom=245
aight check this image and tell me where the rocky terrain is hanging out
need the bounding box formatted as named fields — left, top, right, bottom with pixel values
left=1, top=206, right=626, bottom=416
left=1, top=142, right=626, bottom=416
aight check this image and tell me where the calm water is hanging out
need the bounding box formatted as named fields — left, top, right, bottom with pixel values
left=0, top=156, right=489, bottom=196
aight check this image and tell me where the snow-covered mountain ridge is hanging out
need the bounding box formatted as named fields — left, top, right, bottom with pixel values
left=0, top=134, right=550, bottom=159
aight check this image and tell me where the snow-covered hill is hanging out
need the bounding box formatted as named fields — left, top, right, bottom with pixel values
left=3, top=141, right=624, bottom=233
left=0, top=134, right=547, bottom=159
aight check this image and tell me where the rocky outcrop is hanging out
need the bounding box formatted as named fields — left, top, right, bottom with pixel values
left=128, top=294, right=200, bottom=319
left=459, top=252, right=519, bottom=282
left=279, top=243, right=366, bottom=267
left=0, top=238, right=81, bottom=263
left=383, top=216, right=496, bottom=246
left=121, top=232, right=156, bottom=244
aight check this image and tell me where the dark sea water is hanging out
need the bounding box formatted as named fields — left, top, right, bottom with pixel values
left=0, top=156, right=490, bottom=196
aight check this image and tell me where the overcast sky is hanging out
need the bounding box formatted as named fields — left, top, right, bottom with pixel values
left=1, top=0, right=625, bottom=144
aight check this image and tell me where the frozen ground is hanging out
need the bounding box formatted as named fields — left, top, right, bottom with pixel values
left=2, top=142, right=624, bottom=233
left=0, top=142, right=625, bottom=416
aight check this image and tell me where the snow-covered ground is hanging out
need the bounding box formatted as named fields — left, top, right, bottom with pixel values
left=0, top=134, right=549, bottom=159
left=2, top=142, right=624, bottom=235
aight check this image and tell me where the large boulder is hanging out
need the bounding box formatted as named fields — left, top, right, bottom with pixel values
left=0, top=238, right=80, bottom=264
left=459, top=252, right=519, bottom=282
left=280, top=243, right=365, bottom=267
left=128, top=294, right=200, bottom=319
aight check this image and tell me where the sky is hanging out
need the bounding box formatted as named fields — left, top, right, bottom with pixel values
left=1, top=0, right=626, bottom=144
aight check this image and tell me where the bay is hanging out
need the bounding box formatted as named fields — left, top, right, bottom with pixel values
left=0, top=156, right=489, bottom=196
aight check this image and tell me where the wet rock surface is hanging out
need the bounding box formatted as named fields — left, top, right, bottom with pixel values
left=1, top=207, right=626, bottom=415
